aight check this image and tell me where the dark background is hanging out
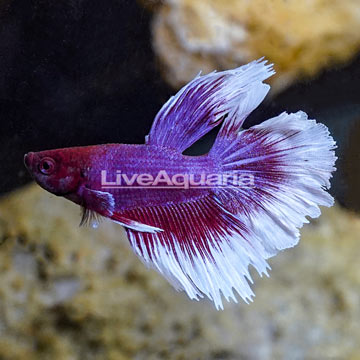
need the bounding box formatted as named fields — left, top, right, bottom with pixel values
left=0, top=0, right=359, bottom=210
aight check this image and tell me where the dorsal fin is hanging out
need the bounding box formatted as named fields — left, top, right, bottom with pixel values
left=145, top=59, right=274, bottom=152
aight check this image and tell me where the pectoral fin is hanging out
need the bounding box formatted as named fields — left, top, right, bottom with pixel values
left=80, top=187, right=115, bottom=227
left=79, top=186, right=163, bottom=233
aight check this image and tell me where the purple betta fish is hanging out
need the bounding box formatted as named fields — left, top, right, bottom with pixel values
left=24, top=59, right=336, bottom=309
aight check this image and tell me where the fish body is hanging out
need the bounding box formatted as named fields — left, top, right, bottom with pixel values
left=24, top=60, right=337, bottom=309
left=26, top=143, right=217, bottom=214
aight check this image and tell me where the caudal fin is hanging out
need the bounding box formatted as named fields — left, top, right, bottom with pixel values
left=209, top=110, right=337, bottom=255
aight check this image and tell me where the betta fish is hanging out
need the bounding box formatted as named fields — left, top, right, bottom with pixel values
left=24, top=59, right=336, bottom=309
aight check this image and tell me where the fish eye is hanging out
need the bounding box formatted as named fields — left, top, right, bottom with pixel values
left=38, top=157, right=56, bottom=175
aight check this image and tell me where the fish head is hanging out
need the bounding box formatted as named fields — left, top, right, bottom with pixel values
left=24, top=148, right=83, bottom=196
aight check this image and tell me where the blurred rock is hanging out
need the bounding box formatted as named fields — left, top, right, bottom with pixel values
left=0, top=184, right=360, bottom=359
left=149, top=0, right=360, bottom=92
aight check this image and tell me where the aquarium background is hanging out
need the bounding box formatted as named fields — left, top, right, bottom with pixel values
left=0, top=0, right=359, bottom=359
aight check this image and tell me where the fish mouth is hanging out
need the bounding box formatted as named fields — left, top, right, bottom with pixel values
left=24, top=152, right=34, bottom=170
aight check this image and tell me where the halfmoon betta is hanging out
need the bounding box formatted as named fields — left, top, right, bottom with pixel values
left=24, top=60, right=336, bottom=309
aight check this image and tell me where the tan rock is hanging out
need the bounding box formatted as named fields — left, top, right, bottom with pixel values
left=0, top=183, right=359, bottom=358
left=150, top=0, right=360, bottom=92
